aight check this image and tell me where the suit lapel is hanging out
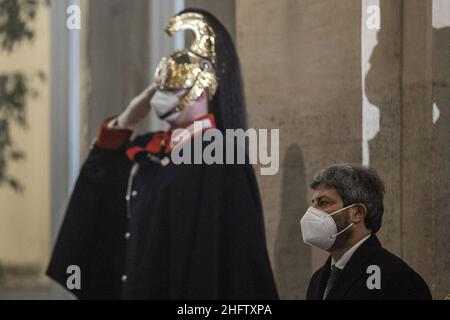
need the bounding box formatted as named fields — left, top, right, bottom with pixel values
left=313, top=256, right=331, bottom=300
left=326, top=234, right=382, bottom=300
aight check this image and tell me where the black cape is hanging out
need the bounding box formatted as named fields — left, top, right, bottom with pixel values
left=47, top=132, right=279, bottom=300
left=306, top=234, right=432, bottom=300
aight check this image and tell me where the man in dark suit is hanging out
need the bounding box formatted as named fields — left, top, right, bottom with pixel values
left=301, top=164, right=432, bottom=300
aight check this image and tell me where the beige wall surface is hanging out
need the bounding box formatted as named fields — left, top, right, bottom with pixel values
left=0, top=5, right=51, bottom=288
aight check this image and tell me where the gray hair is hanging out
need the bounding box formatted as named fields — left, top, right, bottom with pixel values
left=309, top=164, right=385, bottom=233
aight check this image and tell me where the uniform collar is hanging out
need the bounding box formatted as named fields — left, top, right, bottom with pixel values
left=126, top=113, right=216, bottom=162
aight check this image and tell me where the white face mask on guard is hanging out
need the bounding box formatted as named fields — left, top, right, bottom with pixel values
left=150, top=90, right=183, bottom=122
left=300, top=204, right=357, bottom=251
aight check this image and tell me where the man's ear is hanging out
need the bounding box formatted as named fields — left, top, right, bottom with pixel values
left=352, top=204, right=368, bottom=223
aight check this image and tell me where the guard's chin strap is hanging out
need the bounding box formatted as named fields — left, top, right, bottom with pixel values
left=160, top=100, right=186, bottom=120
left=160, top=69, right=213, bottom=120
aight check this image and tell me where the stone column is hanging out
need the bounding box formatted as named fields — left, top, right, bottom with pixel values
left=236, top=0, right=363, bottom=299
left=401, top=0, right=434, bottom=294
left=82, top=0, right=151, bottom=157
left=432, top=0, right=450, bottom=300
left=367, top=0, right=439, bottom=297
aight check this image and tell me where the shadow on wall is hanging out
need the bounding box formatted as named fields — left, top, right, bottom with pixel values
left=274, top=144, right=311, bottom=299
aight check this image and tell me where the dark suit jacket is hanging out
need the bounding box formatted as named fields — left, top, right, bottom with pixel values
left=306, top=234, right=432, bottom=300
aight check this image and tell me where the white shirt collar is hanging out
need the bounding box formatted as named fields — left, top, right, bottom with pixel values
left=331, top=234, right=371, bottom=270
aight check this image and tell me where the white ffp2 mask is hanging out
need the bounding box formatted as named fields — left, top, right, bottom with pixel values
left=150, top=90, right=182, bottom=122
left=300, top=204, right=356, bottom=250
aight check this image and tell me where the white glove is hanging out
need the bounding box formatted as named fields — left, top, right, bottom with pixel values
left=109, top=83, right=157, bottom=130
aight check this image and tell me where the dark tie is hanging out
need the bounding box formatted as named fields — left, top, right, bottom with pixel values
left=323, top=265, right=342, bottom=299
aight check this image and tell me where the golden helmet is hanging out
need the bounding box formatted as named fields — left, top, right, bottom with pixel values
left=154, top=12, right=218, bottom=119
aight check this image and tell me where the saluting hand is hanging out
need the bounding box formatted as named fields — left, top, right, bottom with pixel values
left=112, top=82, right=158, bottom=130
